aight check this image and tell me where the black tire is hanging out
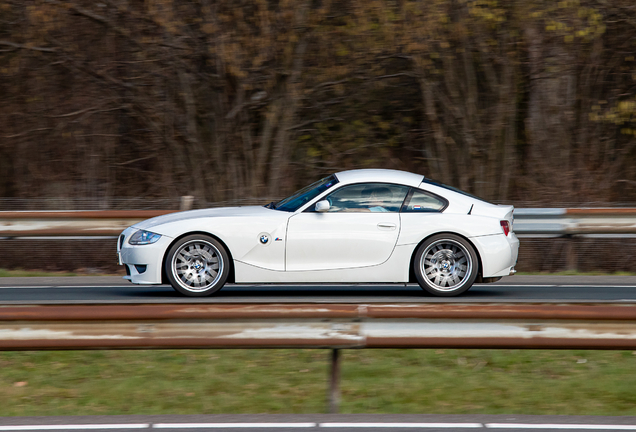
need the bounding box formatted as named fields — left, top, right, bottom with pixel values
left=165, top=234, right=230, bottom=297
left=414, top=233, right=479, bottom=297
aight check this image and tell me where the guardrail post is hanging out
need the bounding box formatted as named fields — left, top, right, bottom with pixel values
left=180, top=196, right=194, bottom=211
left=328, top=348, right=341, bottom=413
left=564, top=234, right=578, bottom=271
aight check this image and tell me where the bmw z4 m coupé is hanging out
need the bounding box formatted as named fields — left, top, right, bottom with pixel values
left=117, top=169, right=519, bottom=297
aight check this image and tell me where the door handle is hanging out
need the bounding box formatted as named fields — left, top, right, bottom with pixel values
left=377, top=223, right=397, bottom=230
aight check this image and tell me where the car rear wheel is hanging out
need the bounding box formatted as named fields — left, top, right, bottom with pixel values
left=165, top=234, right=230, bottom=297
left=414, top=234, right=478, bottom=296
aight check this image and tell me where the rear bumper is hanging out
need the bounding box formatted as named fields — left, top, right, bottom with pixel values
left=471, top=232, right=519, bottom=278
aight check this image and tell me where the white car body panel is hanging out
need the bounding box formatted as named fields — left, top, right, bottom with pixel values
left=397, top=213, right=518, bottom=278
left=235, top=244, right=412, bottom=283
left=118, top=226, right=172, bottom=284
left=334, top=169, right=424, bottom=189
left=396, top=213, right=502, bottom=246
left=135, top=206, right=289, bottom=271
left=117, top=168, right=520, bottom=290
left=286, top=212, right=400, bottom=271
left=471, top=233, right=519, bottom=277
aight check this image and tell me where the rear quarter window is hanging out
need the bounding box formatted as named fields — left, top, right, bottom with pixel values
left=401, top=189, right=448, bottom=213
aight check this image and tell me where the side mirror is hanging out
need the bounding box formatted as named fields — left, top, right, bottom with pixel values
left=315, top=200, right=330, bottom=212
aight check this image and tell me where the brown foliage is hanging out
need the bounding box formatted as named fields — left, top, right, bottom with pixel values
left=1, top=0, right=635, bottom=206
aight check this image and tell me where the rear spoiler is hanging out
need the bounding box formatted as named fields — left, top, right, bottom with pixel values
left=470, top=203, right=514, bottom=223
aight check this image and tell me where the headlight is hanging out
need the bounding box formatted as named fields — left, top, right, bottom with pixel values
left=128, top=230, right=162, bottom=245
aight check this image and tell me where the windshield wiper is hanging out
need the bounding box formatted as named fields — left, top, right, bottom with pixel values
left=265, top=201, right=277, bottom=209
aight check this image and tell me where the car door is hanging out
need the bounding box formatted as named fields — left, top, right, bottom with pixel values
left=285, top=183, right=410, bottom=271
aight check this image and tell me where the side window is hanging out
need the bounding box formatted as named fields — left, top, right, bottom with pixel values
left=322, top=183, right=410, bottom=213
left=402, top=189, right=447, bottom=212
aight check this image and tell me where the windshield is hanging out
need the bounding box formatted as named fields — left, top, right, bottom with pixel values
left=272, top=175, right=339, bottom=212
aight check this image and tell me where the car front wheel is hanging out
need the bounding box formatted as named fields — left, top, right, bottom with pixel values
left=165, top=234, right=230, bottom=297
left=414, top=234, right=478, bottom=296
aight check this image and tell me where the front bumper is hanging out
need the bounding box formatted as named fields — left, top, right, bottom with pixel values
left=117, top=227, right=173, bottom=284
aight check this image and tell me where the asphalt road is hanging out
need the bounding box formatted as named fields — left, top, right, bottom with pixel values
left=3, top=415, right=636, bottom=432
left=0, top=275, right=635, bottom=303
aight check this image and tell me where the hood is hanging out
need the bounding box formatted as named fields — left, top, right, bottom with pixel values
left=133, top=206, right=275, bottom=231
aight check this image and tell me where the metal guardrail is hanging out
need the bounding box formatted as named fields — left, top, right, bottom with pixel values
left=2, top=208, right=636, bottom=237
left=2, top=302, right=636, bottom=413
left=513, top=208, right=636, bottom=235
left=0, top=210, right=176, bottom=237
left=2, top=303, right=636, bottom=350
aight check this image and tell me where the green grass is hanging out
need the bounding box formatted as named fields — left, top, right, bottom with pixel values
left=1, top=349, right=636, bottom=415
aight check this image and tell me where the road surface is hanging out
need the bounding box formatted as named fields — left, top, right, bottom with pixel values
left=0, top=275, right=635, bottom=304
left=3, top=415, right=636, bottom=432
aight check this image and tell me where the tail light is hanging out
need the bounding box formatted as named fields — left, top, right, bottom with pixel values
left=500, top=220, right=511, bottom=236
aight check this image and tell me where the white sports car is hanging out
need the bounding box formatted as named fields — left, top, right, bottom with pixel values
left=117, top=169, right=519, bottom=297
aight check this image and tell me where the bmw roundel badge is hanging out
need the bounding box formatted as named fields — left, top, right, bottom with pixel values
left=258, top=233, right=270, bottom=245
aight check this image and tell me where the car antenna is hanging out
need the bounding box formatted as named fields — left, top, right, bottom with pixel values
left=468, top=204, right=473, bottom=215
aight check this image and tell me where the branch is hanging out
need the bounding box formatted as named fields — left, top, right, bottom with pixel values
left=158, top=42, right=189, bottom=50
left=76, top=134, right=122, bottom=138
left=371, top=72, right=418, bottom=80
left=49, top=43, right=135, bottom=90
left=616, top=179, right=636, bottom=186
left=308, top=79, right=349, bottom=93
left=114, top=155, right=157, bottom=166
left=48, top=105, right=106, bottom=118
left=287, top=117, right=344, bottom=131
left=0, top=40, right=56, bottom=53
left=3, top=128, right=53, bottom=138
left=45, top=0, right=139, bottom=47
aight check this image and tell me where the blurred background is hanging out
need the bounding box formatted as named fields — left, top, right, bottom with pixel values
left=1, top=0, right=636, bottom=273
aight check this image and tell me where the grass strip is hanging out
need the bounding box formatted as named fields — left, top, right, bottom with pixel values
left=1, top=349, right=636, bottom=416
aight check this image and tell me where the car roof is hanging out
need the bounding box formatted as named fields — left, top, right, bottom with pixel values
left=334, top=169, right=425, bottom=188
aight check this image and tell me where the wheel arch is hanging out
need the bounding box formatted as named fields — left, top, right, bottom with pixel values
left=161, top=231, right=235, bottom=284
left=408, top=231, right=484, bottom=283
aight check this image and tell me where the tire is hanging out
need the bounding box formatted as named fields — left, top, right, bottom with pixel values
left=165, top=234, right=230, bottom=297
left=414, top=234, right=479, bottom=296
